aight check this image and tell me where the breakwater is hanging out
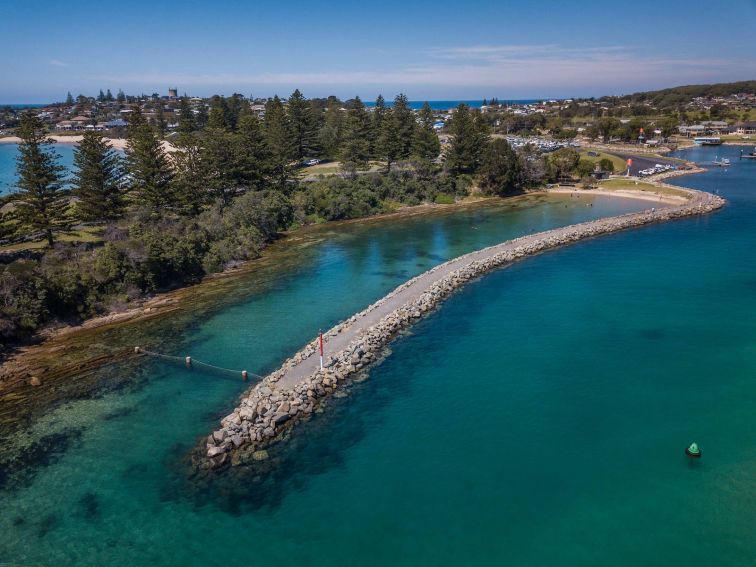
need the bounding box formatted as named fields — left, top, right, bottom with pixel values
left=198, top=187, right=724, bottom=470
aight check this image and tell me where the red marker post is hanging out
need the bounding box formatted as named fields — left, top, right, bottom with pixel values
left=319, top=330, right=324, bottom=370
left=626, top=158, right=632, bottom=177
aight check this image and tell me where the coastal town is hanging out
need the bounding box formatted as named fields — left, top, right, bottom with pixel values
left=2, top=83, right=755, bottom=144
left=1, top=0, right=755, bottom=564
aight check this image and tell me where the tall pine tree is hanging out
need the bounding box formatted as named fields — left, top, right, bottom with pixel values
left=14, top=112, right=67, bottom=247
left=478, top=138, right=524, bottom=196
left=377, top=107, right=402, bottom=172
left=340, top=96, right=372, bottom=169
left=198, top=127, right=240, bottom=207
left=207, top=95, right=229, bottom=130
left=413, top=101, right=441, bottom=161
left=392, top=93, right=415, bottom=159
left=287, top=89, right=318, bottom=159
left=264, top=96, right=295, bottom=191
left=370, top=94, right=386, bottom=157
left=444, top=104, right=489, bottom=175
left=72, top=131, right=125, bottom=221
left=177, top=97, right=196, bottom=143
left=318, top=97, right=344, bottom=159
left=125, top=107, right=175, bottom=214
left=235, top=112, right=271, bottom=192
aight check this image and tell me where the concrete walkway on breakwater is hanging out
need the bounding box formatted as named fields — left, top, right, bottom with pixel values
left=200, top=186, right=724, bottom=469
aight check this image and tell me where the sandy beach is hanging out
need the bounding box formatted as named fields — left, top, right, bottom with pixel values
left=0, top=135, right=175, bottom=152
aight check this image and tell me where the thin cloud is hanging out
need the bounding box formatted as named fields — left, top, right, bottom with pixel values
left=49, top=59, right=69, bottom=67
left=94, top=43, right=756, bottom=93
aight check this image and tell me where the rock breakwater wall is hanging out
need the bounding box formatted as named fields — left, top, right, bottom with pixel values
left=198, top=189, right=724, bottom=470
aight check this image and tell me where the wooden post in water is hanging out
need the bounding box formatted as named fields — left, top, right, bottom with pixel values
left=185, top=356, right=192, bottom=368
left=242, top=370, right=248, bottom=381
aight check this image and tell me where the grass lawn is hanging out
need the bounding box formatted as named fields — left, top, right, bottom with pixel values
left=580, top=148, right=627, bottom=173
left=0, top=225, right=104, bottom=253
left=598, top=178, right=690, bottom=199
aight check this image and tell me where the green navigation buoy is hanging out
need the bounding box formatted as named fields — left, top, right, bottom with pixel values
left=685, top=442, right=701, bottom=458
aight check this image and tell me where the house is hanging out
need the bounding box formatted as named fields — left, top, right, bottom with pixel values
left=56, top=120, right=75, bottom=131
left=735, top=122, right=756, bottom=135
left=679, top=124, right=705, bottom=136
left=700, top=120, right=731, bottom=134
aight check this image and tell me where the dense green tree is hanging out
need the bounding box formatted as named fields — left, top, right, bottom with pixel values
left=198, top=128, right=241, bottom=207
left=478, top=139, right=524, bottom=195
left=125, top=108, right=175, bottom=214
left=340, top=96, right=373, bottom=169
left=598, top=158, right=615, bottom=172
left=658, top=115, right=679, bottom=139
left=392, top=93, right=415, bottom=159
left=546, top=147, right=581, bottom=181
left=226, top=94, right=244, bottom=130
left=72, top=131, right=125, bottom=221
left=65, top=92, right=74, bottom=105
left=98, top=89, right=106, bottom=103
left=13, top=113, right=68, bottom=247
left=376, top=107, right=402, bottom=172
left=195, top=103, right=209, bottom=130
left=318, top=97, right=344, bottom=158
left=371, top=95, right=386, bottom=155
left=105, top=89, right=114, bottom=102
left=444, top=104, right=489, bottom=175
left=412, top=101, right=441, bottom=161
left=235, top=112, right=271, bottom=192
left=155, top=105, right=167, bottom=135
left=207, top=95, right=229, bottom=130
left=116, top=89, right=126, bottom=103
left=287, top=89, right=318, bottom=159
left=171, top=142, right=205, bottom=215
left=576, top=158, right=596, bottom=179
left=264, top=96, right=296, bottom=190
left=177, top=97, right=196, bottom=141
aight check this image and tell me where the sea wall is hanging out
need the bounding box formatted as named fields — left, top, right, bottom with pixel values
left=198, top=189, right=724, bottom=470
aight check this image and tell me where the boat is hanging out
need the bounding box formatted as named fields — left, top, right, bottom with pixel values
left=740, top=147, right=756, bottom=160
left=694, top=136, right=723, bottom=146
left=712, top=157, right=731, bottom=167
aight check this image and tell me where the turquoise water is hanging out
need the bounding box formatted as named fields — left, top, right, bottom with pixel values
left=0, top=143, right=76, bottom=195
left=1, top=148, right=754, bottom=565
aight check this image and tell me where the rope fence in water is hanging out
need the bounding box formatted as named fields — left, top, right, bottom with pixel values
left=133, top=346, right=263, bottom=381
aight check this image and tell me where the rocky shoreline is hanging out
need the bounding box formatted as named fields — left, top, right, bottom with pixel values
left=196, top=187, right=725, bottom=471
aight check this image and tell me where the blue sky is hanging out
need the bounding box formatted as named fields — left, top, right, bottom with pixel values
left=1, top=0, right=755, bottom=103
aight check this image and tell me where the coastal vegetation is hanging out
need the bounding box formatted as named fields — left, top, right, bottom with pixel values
left=0, top=92, right=562, bottom=352
left=2, top=79, right=753, bottom=353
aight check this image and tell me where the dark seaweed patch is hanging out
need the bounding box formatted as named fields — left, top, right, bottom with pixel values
left=102, top=406, right=135, bottom=421
left=36, top=513, right=60, bottom=538
left=0, top=428, right=85, bottom=493
left=639, top=328, right=665, bottom=340
left=77, top=492, right=100, bottom=521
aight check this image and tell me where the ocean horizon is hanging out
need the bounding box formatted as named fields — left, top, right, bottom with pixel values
left=2, top=99, right=546, bottom=111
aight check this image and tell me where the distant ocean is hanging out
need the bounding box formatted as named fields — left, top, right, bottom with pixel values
left=3, top=100, right=545, bottom=111
left=1, top=103, right=49, bottom=109
left=366, top=99, right=541, bottom=110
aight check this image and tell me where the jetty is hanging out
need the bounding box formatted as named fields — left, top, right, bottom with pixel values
left=198, top=186, right=725, bottom=470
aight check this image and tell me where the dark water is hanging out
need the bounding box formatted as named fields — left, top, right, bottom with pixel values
left=0, top=151, right=754, bottom=565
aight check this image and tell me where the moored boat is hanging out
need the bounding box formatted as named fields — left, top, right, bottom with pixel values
left=694, top=136, right=723, bottom=146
